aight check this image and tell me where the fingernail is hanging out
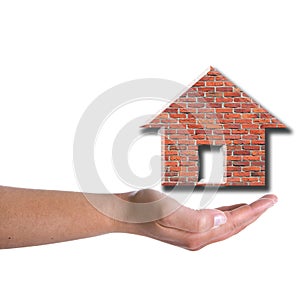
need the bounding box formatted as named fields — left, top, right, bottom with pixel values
left=272, top=195, right=278, bottom=204
left=214, top=213, right=227, bottom=227
left=260, top=195, right=278, bottom=207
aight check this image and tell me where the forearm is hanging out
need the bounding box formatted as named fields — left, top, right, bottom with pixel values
left=0, top=186, right=123, bottom=249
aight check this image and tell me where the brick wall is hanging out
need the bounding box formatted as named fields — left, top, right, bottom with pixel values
left=143, top=67, right=286, bottom=186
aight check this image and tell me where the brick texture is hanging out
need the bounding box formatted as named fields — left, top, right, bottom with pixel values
left=142, top=67, right=286, bottom=186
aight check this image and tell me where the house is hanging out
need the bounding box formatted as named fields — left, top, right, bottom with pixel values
left=142, top=66, right=286, bottom=186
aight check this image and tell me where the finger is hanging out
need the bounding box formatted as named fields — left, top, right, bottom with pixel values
left=229, top=194, right=277, bottom=228
left=186, top=194, right=278, bottom=250
left=216, top=203, right=247, bottom=212
left=158, top=205, right=227, bottom=233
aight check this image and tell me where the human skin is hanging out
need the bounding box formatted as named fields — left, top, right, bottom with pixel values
left=0, top=186, right=277, bottom=250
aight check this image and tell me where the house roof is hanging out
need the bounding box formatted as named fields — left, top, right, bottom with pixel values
left=142, top=66, right=286, bottom=129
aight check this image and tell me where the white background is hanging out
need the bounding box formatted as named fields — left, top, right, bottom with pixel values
left=0, top=1, right=299, bottom=299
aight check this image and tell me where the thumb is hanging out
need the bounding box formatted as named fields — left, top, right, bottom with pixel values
left=159, top=206, right=227, bottom=233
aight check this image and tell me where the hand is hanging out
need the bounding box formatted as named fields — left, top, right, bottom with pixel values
left=119, top=189, right=277, bottom=251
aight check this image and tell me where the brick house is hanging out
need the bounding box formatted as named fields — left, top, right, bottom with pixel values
left=142, top=66, right=286, bottom=186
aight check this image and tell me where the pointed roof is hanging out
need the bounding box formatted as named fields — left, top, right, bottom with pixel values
left=142, top=66, right=286, bottom=129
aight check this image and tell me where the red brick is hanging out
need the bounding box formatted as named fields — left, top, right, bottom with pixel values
left=185, top=97, right=197, bottom=102
left=252, top=140, right=265, bottom=145
left=233, top=139, right=251, bottom=145
left=161, top=118, right=177, bottom=123
left=243, top=145, right=260, bottom=150
left=233, top=171, right=251, bottom=177
left=165, top=150, right=178, bottom=155
left=165, top=161, right=178, bottom=166
left=213, top=129, right=231, bottom=134
left=250, top=129, right=265, bottom=134
left=187, top=145, right=198, bottom=150
left=189, top=155, right=198, bottom=161
left=180, top=119, right=195, bottom=124
left=200, top=76, right=214, bottom=81
left=227, top=166, right=240, bottom=171
left=187, top=124, right=202, bottom=129
left=228, top=134, right=241, bottom=140
left=179, top=139, right=196, bottom=145
left=242, top=103, right=256, bottom=108
left=209, top=103, right=222, bottom=108
left=197, top=140, right=211, bottom=145
left=242, top=113, right=258, bottom=119
left=200, top=108, right=215, bottom=113
left=187, top=103, right=206, bottom=108
left=224, top=124, right=240, bottom=129
left=234, top=97, right=248, bottom=103
left=216, top=76, right=227, bottom=81
left=252, top=150, right=265, bottom=155
left=194, top=81, right=205, bottom=86
left=251, top=161, right=265, bottom=166
left=227, top=156, right=242, bottom=161
left=225, top=113, right=241, bottom=119
left=242, top=134, right=257, bottom=139
left=180, top=108, right=196, bottom=113
left=206, top=92, right=224, bottom=97
left=170, top=156, right=181, bottom=161
left=205, top=124, right=223, bottom=129
left=224, top=103, right=241, bottom=108
left=251, top=171, right=265, bottom=176
left=253, top=108, right=266, bottom=112
left=216, top=97, right=233, bottom=102
left=188, top=166, right=199, bottom=172
left=221, top=119, right=233, bottom=124
left=170, top=103, right=185, bottom=108
left=159, top=113, right=169, bottom=119
left=165, top=108, right=178, bottom=113
left=224, top=92, right=241, bottom=97
left=169, top=124, right=187, bottom=129
left=208, top=135, right=225, bottom=140
left=203, top=97, right=215, bottom=103
left=261, top=113, right=272, bottom=118
left=232, top=129, right=248, bottom=134
left=198, top=87, right=215, bottom=93
left=206, top=81, right=224, bottom=86
left=233, top=161, right=250, bottom=166
left=216, top=87, right=233, bottom=92
left=165, top=139, right=176, bottom=145
left=188, top=91, right=204, bottom=97
left=227, top=177, right=241, bottom=182
left=192, top=134, right=206, bottom=139
left=180, top=172, right=197, bottom=177
left=169, top=167, right=181, bottom=171
left=180, top=161, right=194, bottom=166
left=243, top=155, right=261, bottom=161
left=234, top=108, right=251, bottom=113
left=164, top=129, right=176, bottom=134
left=171, top=134, right=187, bottom=139
left=181, top=150, right=197, bottom=155
left=243, top=166, right=260, bottom=171
left=234, top=150, right=250, bottom=155
left=235, top=119, right=252, bottom=124
left=242, top=124, right=259, bottom=129
left=207, top=70, right=221, bottom=76
left=216, top=108, right=233, bottom=113
left=165, top=172, right=179, bottom=177
left=177, top=129, right=194, bottom=135
left=243, top=177, right=259, bottom=182
left=170, top=114, right=186, bottom=119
